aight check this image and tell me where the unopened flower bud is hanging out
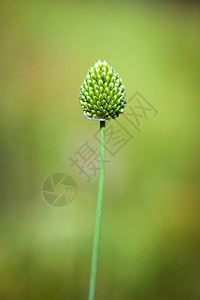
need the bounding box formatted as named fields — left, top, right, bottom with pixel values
left=79, top=60, right=127, bottom=120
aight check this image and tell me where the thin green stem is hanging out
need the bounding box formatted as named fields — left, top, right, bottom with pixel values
left=88, top=120, right=105, bottom=300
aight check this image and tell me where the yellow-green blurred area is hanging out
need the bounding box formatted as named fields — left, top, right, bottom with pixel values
left=0, top=0, right=200, bottom=299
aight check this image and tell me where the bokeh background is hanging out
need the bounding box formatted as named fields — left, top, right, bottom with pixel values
left=0, top=1, right=200, bottom=299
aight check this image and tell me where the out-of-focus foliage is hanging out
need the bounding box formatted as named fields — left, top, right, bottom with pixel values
left=0, top=1, right=200, bottom=299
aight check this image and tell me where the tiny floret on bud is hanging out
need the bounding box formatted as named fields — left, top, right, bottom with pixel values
left=79, top=60, right=127, bottom=120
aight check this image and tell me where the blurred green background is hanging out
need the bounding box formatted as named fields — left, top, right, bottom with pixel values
left=0, top=1, right=200, bottom=299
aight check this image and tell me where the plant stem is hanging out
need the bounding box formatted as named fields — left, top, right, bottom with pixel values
left=88, top=120, right=105, bottom=300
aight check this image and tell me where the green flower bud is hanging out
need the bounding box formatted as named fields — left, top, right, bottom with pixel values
left=79, top=60, right=127, bottom=120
